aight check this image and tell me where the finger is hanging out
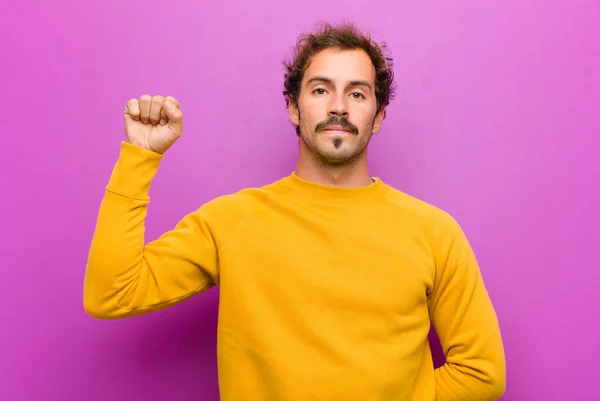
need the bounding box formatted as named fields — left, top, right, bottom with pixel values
left=138, top=94, right=152, bottom=124
left=159, top=104, right=168, bottom=125
left=165, top=96, right=180, bottom=110
left=124, top=98, right=140, bottom=121
left=164, top=99, right=183, bottom=134
left=161, top=96, right=178, bottom=125
left=150, top=95, right=164, bottom=125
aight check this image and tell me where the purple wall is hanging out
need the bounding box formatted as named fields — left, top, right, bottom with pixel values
left=1, top=1, right=598, bottom=400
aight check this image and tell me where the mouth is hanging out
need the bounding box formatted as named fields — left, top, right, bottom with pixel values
left=321, top=126, right=352, bottom=135
left=315, top=117, right=359, bottom=136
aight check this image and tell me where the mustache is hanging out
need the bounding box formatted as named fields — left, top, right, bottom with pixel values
left=315, top=116, right=359, bottom=135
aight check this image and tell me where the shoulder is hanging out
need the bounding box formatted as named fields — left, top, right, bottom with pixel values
left=381, top=185, right=474, bottom=268
left=380, top=183, right=464, bottom=239
left=382, top=185, right=456, bottom=224
left=194, top=177, right=288, bottom=220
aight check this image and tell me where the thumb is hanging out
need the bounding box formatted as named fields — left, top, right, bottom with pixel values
left=164, top=100, right=183, bottom=133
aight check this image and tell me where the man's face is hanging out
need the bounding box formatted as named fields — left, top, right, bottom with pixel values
left=289, top=48, right=384, bottom=165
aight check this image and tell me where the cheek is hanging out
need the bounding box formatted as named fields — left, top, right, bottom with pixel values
left=358, top=104, right=378, bottom=126
left=299, top=101, right=325, bottom=125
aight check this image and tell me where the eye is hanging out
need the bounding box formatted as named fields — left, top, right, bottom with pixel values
left=313, top=88, right=327, bottom=95
left=351, top=92, right=365, bottom=99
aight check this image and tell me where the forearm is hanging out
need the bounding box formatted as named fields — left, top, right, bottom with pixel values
left=434, top=358, right=506, bottom=401
left=84, top=189, right=169, bottom=319
left=431, top=279, right=506, bottom=401
left=83, top=142, right=165, bottom=319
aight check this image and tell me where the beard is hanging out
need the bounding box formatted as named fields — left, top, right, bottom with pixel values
left=298, top=114, right=375, bottom=166
left=315, top=115, right=359, bottom=150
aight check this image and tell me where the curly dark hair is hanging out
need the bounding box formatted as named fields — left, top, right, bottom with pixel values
left=283, top=21, right=396, bottom=124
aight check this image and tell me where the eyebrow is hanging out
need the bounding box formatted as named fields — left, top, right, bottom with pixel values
left=306, top=76, right=373, bottom=91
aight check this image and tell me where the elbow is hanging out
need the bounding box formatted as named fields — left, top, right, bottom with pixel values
left=83, top=293, right=114, bottom=320
left=83, top=296, right=131, bottom=320
left=83, top=296, right=135, bottom=320
left=83, top=260, right=129, bottom=320
left=481, top=362, right=507, bottom=401
left=486, top=373, right=506, bottom=400
left=83, top=279, right=140, bottom=320
left=84, top=303, right=108, bottom=320
left=83, top=300, right=106, bottom=320
left=82, top=278, right=123, bottom=320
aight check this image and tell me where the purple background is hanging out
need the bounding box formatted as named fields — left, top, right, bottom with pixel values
left=1, top=1, right=599, bottom=400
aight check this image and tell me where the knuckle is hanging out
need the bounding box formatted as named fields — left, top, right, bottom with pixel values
left=139, top=94, right=151, bottom=102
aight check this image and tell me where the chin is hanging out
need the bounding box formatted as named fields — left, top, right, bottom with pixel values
left=316, top=147, right=357, bottom=164
left=301, top=131, right=364, bottom=164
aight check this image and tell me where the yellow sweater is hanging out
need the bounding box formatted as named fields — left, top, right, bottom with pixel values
left=84, top=142, right=506, bottom=401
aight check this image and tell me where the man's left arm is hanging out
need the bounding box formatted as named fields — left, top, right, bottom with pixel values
left=427, top=212, right=506, bottom=401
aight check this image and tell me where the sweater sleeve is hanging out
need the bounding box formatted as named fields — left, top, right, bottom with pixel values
left=83, top=142, right=220, bottom=319
left=427, top=212, right=506, bottom=401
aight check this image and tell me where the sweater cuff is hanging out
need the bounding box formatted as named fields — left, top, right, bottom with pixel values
left=105, top=141, right=164, bottom=199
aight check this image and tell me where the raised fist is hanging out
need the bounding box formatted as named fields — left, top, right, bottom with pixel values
left=123, top=95, right=183, bottom=154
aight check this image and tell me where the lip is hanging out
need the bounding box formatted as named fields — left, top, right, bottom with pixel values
left=322, top=127, right=351, bottom=134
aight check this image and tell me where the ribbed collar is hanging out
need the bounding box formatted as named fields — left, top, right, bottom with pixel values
left=280, top=171, right=389, bottom=203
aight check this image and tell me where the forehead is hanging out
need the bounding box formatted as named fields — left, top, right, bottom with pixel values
left=303, top=48, right=376, bottom=85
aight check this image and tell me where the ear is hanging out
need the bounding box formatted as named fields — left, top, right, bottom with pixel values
left=288, top=99, right=300, bottom=127
left=371, top=107, right=386, bottom=135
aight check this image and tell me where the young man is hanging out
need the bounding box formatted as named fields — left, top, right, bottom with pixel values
left=84, top=22, right=506, bottom=401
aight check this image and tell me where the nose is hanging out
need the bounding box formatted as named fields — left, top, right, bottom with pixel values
left=328, top=93, right=349, bottom=117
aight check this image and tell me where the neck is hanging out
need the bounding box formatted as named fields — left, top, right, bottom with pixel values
left=295, top=143, right=373, bottom=188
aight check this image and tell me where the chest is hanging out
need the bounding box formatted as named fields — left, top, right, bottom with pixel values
left=218, top=200, right=435, bottom=315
